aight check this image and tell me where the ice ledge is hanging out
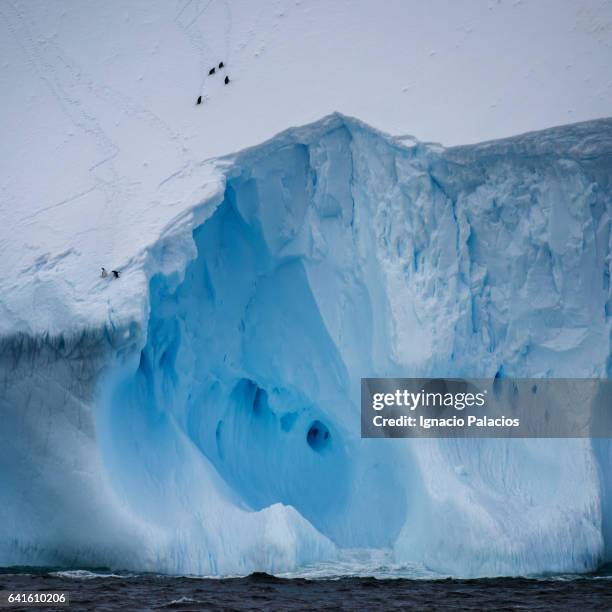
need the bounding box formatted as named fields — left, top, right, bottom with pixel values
left=2, top=114, right=611, bottom=340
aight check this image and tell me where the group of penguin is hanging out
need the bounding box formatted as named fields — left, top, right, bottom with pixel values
left=196, top=61, right=229, bottom=105
left=101, top=267, right=120, bottom=279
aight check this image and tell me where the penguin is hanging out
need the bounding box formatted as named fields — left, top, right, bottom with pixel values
left=111, top=270, right=120, bottom=279
left=196, top=95, right=202, bottom=105
left=101, top=267, right=108, bottom=278
left=208, top=67, right=216, bottom=75
left=218, top=61, right=224, bottom=69
left=224, top=75, right=230, bottom=85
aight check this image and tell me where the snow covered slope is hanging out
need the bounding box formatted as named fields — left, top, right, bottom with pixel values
left=1, top=113, right=611, bottom=576
left=2, top=0, right=612, bottom=336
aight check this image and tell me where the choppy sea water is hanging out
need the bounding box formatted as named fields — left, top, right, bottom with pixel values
left=1, top=554, right=611, bottom=612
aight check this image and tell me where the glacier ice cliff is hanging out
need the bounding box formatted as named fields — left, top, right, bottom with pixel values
left=1, top=114, right=611, bottom=577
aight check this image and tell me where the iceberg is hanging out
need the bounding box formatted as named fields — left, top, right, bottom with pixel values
left=1, top=114, right=611, bottom=577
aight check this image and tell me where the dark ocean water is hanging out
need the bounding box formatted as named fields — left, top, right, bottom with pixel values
left=1, top=568, right=612, bottom=611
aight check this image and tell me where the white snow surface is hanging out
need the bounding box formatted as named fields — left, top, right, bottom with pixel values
left=2, top=0, right=612, bottom=334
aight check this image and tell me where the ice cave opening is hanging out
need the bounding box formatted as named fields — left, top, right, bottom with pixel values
left=98, top=134, right=411, bottom=553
